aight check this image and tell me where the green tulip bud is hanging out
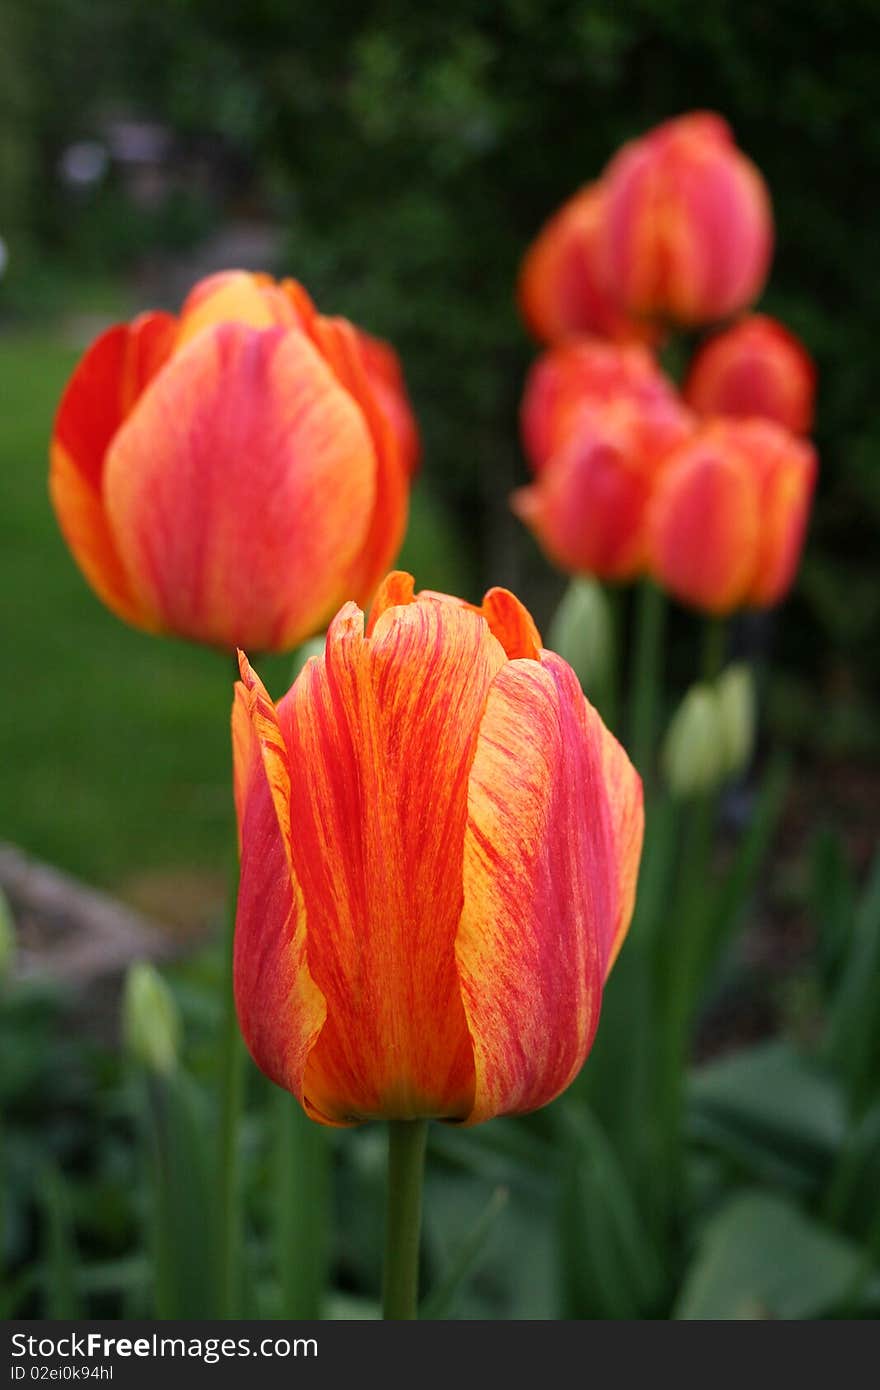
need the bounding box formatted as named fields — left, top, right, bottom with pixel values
left=716, top=663, right=756, bottom=777
left=662, top=683, right=725, bottom=799
left=547, top=578, right=613, bottom=701
left=0, top=888, right=15, bottom=981
left=122, top=962, right=181, bottom=1075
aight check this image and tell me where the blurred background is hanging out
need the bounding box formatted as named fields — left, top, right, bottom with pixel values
left=1, top=0, right=878, bottom=1319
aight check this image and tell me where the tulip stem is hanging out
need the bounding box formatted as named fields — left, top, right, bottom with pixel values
left=217, top=879, right=245, bottom=1317
left=630, top=580, right=667, bottom=779
left=702, top=617, right=726, bottom=684
left=382, top=1120, right=428, bottom=1320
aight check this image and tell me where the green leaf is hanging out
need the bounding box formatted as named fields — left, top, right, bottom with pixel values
left=825, top=849, right=880, bottom=1113
left=40, top=1162, right=81, bottom=1319
left=706, top=753, right=790, bottom=973
left=675, top=1191, right=863, bottom=1319
left=557, top=1102, right=665, bottom=1319
left=809, top=827, right=857, bottom=991
left=688, top=1040, right=845, bottom=1193
left=420, top=1184, right=508, bottom=1319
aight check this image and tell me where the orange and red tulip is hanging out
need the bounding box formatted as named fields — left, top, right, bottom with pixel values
left=598, top=113, right=773, bottom=327
left=648, top=418, right=817, bottom=614
left=520, top=336, right=687, bottom=472
left=513, top=393, right=694, bottom=583
left=517, top=183, right=656, bottom=346
left=232, top=573, right=643, bottom=1126
left=515, top=339, right=693, bottom=582
left=50, top=270, right=414, bottom=651
left=683, top=314, right=816, bottom=435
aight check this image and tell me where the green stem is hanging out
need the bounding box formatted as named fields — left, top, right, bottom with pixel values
left=630, top=580, right=667, bottom=779
left=276, top=1093, right=329, bottom=1318
left=701, top=617, right=727, bottom=684
left=217, top=883, right=245, bottom=1317
left=382, top=1120, right=428, bottom=1320
left=217, top=650, right=245, bottom=1318
left=601, top=583, right=622, bottom=734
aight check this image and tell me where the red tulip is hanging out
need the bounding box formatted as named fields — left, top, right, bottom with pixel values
left=520, top=336, right=687, bottom=471
left=648, top=418, right=817, bottom=613
left=232, top=573, right=643, bottom=1125
left=50, top=270, right=414, bottom=651
left=684, top=314, right=816, bottom=435
left=518, top=183, right=656, bottom=345
left=599, top=113, right=773, bottom=326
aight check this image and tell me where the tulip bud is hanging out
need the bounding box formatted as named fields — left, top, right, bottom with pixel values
left=684, top=315, right=816, bottom=436
left=662, top=684, right=725, bottom=799
left=123, top=962, right=181, bottom=1076
left=232, top=572, right=643, bottom=1125
left=0, top=889, right=15, bottom=982
left=716, top=664, right=756, bottom=777
left=517, top=183, right=656, bottom=346
left=599, top=112, right=773, bottom=326
left=547, top=578, right=613, bottom=703
left=50, top=270, right=414, bottom=652
left=648, top=419, right=817, bottom=615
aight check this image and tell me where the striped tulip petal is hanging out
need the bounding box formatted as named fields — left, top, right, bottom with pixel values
left=457, top=654, right=616, bottom=1123
left=232, top=656, right=326, bottom=1111
left=283, top=599, right=507, bottom=1123
left=49, top=313, right=176, bottom=628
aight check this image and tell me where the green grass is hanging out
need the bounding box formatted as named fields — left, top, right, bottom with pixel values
left=0, top=326, right=471, bottom=894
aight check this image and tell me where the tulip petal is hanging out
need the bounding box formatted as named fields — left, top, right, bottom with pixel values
left=748, top=430, right=818, bottom=607
left=176, top=270, right=299, bottom=348
left=584, top=700, right=644, bottom=975
left=308, top=315, right=409, bottom=606
left=282, top=599, right=507, bottom=1123
left=49, top=313, right=176, bottom=628
left=232, top=656, right=326, bottom=1110
left=103, top=322, right=378, bottom=651
left=649, top=443, right=761, bottom=614
left=457, top=654, right=617, bottom=1124
left=365, top=570, right=415, bottom=635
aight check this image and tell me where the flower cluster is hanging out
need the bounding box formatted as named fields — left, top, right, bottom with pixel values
left=514, top=112, right=818, bottom=615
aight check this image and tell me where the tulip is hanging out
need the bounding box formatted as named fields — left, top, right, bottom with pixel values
left=662, top=683, right=726, bottom=799
left=123, top=962, right=181, bottom=1076
left=50, top=270, right=413, bottom=651
left=232, top=572, right=643, bottom=1126
left=518, top=183, right=656, bottom=345
left=648, top=419, right=817, bottom=614
left=599, top=112, right=773, bottom=326
left=520, top=337, right=686, bottom=472
left=716, top=664, right=756, bottom=777
left=514, top=351, right=694, bottom=582
left=684, top=314, right=816, bottom=435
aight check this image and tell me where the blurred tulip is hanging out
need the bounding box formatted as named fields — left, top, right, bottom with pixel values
left=547, top=577, right=614, bottom=706
left=520, top=337, right=683, bottom=471
left=518, top=183, right=656, bottom=345
left=662, top=683, right=725, bottom=799
left=599, top=112, right=773, bottom=326
left=123, top=962, right=181, bottom=1076
left=50, top=270, right=414, bottom=651
left=514, top=345, right=694, bottom=581
left=648, top=419, right=817, bottom=614
left=684, top=314, right=816, bottom=435
left=232, top=572, right=643, bottom=1126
